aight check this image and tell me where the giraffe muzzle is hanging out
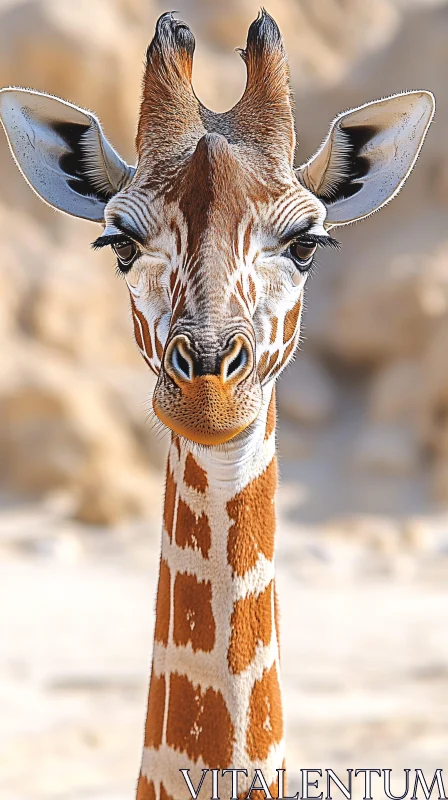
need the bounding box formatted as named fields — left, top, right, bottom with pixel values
left=153, top=332, right=261, bottom=445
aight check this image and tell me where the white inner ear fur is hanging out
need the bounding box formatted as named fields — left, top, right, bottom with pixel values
left=0, top=88, right=135, bottom=221
left=297, top=90, right=435, bottom=227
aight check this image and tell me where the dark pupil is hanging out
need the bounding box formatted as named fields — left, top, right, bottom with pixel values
left=115, top=242, right=134, bottom=262
left=291, top=240, right=316, bottom=262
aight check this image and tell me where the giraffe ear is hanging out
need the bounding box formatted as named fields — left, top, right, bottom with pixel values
left=296, top=91, right=435, bottom=227
left=0, top=88, right=135, bottom=222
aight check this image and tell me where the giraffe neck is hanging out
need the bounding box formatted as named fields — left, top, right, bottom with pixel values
left=137, top=386, right=283, bottom=800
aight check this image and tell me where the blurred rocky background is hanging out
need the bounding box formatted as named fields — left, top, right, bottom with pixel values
left=1, top=1, right=448, bottom=799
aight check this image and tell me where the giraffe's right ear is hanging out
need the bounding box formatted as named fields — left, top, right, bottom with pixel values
left=0, top=88, right=135, bottom=222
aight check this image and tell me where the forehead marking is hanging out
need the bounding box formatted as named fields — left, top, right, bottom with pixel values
left=110, top=190, right=155, bottom=240
left=270, top=193, right=304, bottom=226
left=271, top=193, right=319, bottom=230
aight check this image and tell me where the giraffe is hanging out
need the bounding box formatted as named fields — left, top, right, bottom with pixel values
left=0, top=10, right=434, bottom=800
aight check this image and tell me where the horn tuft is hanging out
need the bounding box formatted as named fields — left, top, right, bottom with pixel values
left=240, top=8, right=284, bottom=65
left=146, top=12, right=195, bottom=70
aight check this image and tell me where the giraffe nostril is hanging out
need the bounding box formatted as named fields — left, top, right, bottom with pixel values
left=226, top=345, right=247, bottom=377
left=172, top=345, right=191, bottom=380
left=221, top=335, right=253, bottom=384
left=166, top=336, right=195, bottom=385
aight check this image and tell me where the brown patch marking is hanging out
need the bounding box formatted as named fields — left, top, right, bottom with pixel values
left=269, top=315, right=278, bottom=345
left=173, top=572, right=215, bottom=652
left=130, top=296, right=154, bottom=361
left=160, top=784, right=175, bottom=800
left=175, top=498, right=211, bottom=558
left=164, top=467, right=176, bottom=541
left=170, top=221, right=182, bottom=257
left=243, top=221, right=253, bottom=258
left=184, top=453, right=208, bottom=494
left=166, top=673, right=234, bottom=767
left=154, top=317, right=164, bottom=360
left=283, top=298, right=302, bottom=344
left=169, top=270, right=177, bottom=294
left=257, top=350, right=269, bottom=380
left=172, top=280, right=180, bottom=306
left=228, top=581, right=273, bottom=674
left=154, top=559, right=170, bottom=645
left=246, top=664, right=283, bottom=761
left=143, top=354, right=157, bottom=375
left=269, top=339, right=297, bottom=381
left=235, top=278, right=250, bottom=312
left=173, top=435, right=181, bottom=458
left=265, top=390, right=276, bottom=440
left=267, top=350, right=279, bottom=375
left=227, top=458, right=277, bottom=576
left=248, top=274, right=257, bottom=306
left=143, top=671, right=166, bottom=749
left=131, top=311, right=144, bottom=351
left=229, top=291, right=248, bottom=318
left=136, top=775, right=156, bottom=800
left=282, top=339, right=296, bottom=365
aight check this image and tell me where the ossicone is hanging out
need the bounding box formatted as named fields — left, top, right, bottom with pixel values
left=137, top=12, right=202, bottom=162
left=146, top=12, right=196, bottom=82
left=233, top=8, right=295, bottom=168
left=239, top=7, right=285, bottom=76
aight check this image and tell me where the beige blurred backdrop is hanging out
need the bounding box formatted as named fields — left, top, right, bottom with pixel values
left=1, top=1, right=448, bottom=799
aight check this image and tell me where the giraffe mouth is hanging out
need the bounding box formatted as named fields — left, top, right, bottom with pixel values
left=152, top=373, right=262, bottom=446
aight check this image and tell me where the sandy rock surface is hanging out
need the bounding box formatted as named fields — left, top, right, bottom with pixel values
left=0, top=0, right=447, bottom=518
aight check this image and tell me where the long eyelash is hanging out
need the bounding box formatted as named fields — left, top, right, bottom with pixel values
left=91, top=234, right=130, bottom=250
left=302, top=233, right=341, bottom=249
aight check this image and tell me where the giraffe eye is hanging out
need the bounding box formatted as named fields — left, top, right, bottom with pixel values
left=288, top=239, right=317, bottom=272
left=112, top=239, right=139, bottom=272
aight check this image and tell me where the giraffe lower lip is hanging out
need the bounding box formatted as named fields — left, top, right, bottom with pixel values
left=152, top=373, right=262, bottom=446
left=153, top=402, right=256, bottom=446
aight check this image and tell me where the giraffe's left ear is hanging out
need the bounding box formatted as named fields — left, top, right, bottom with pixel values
left=296, top=91, right=435, bottom=227
left=0, top=88, right=135, bottom=222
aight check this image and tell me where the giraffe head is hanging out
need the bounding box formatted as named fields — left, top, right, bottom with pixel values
left=0, top=11, right=434, bottom=445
